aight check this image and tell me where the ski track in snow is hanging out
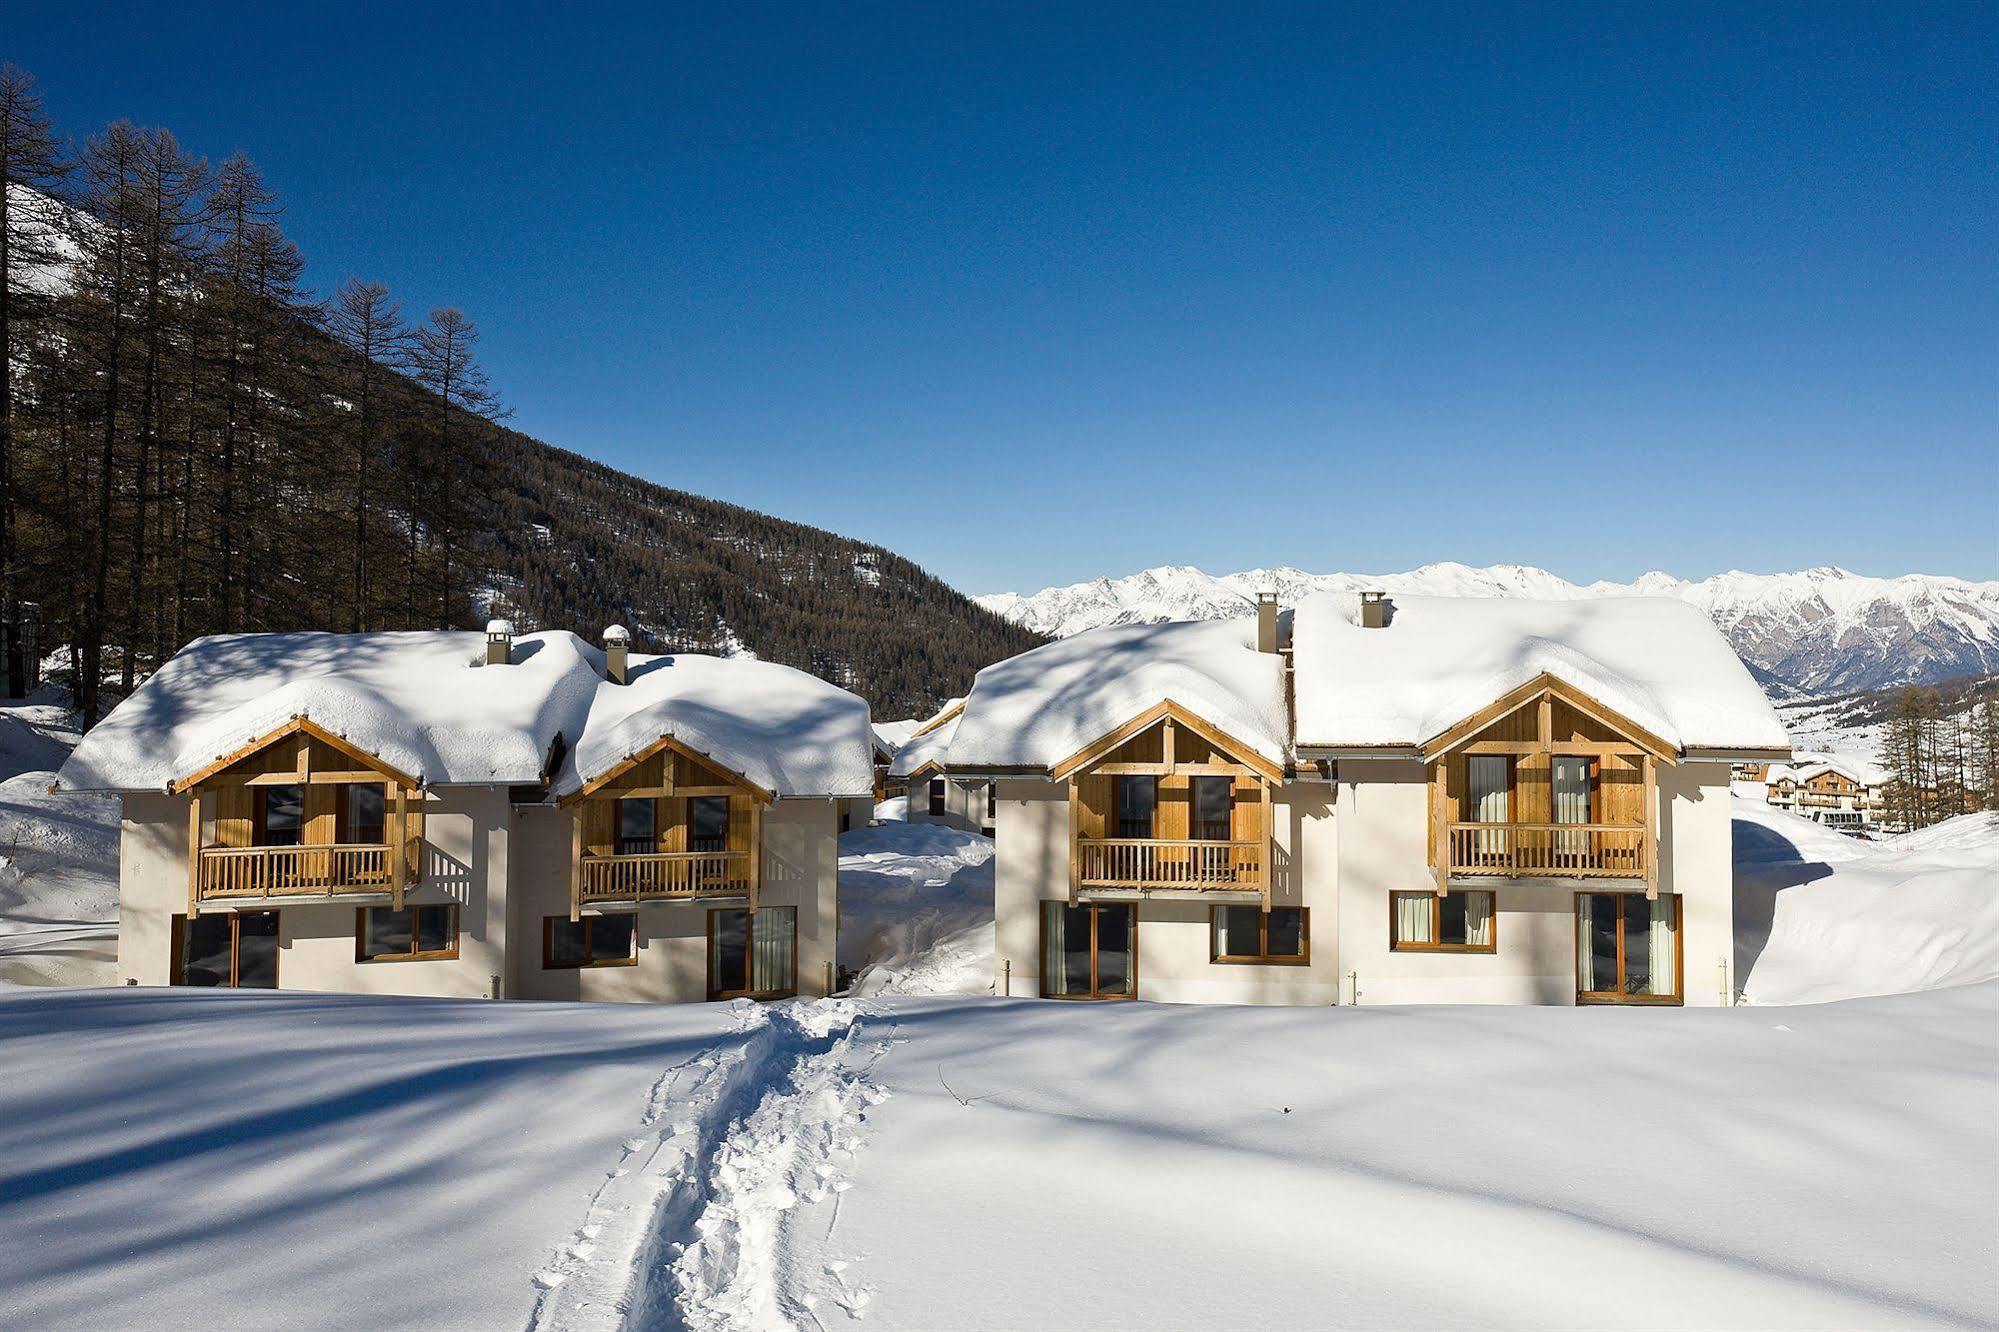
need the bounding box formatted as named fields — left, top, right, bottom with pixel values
left=534, top=999, right=893, bottom=1332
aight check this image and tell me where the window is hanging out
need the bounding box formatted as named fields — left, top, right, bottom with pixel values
left=690, top=795, right=730, bottom=853
left=1391, top=890, right=1496, bottom=952
left=928, top=778, right=946, bottom=816
left=1577, top=892, right=1681, bottom=1003
left=340, top=784, right=386, bottom=844
left=1115, top=775, right=1157, bottom=839
left=172, top=911, right=280, bottom=988
left=543, top=913, right=637, bottom=968
left=986, top=783, right=998, bottom=819
left=617, top=797, right=657, bottom=855
left=255, top=785, right=303, bottom=847
left=1191, top=777, right=1233, bottom=842
left=1040, top=901, right=1136, bottom=999
left=1210, top=906, right=1308, bottom=964
left=357, top=904, right=458, bottom=962
left=708, top=906, right=797, bottom=1000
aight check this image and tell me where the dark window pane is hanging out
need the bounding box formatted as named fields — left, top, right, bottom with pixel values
left=618, top=798, right=656, bottom=854
left=1589, top=894, right=1619, bottom=990
left=1265, top=908, right=1306, bottom=958
left=260, top=786, right=303, bottom=847
left=345, top=785, right=386, bottom=844
left=1192, top=778, right=1233, bottom=841
left=1061, top=904, right=1093, bottom=995
left=591, top=914, right=635, bottom=963
left=235, top=912, right=280, bottom=988
left=417, top=906, right=453, bottom=955
left=928, top=779, right=945, bottom=815
left=1622, top=895, right=1653, bottom=995
left=1115, top=777, right=1157, bottom=839
left=1214, top=905, right=1262, bottom=957
left=181, top=914, right=234, bottom=987
left=548, top=917, right=588, bottom=965
left=711, top=909, right=748, bottom=993
left=1094, top=906, right=1133, bottom=995
left=366, top=907, right=414, bottom=959
left=1439, top=891, right=1471, bottom=945
left=691, top=796, right=729, bottom=853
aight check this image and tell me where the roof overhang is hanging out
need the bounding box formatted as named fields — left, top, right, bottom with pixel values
left=1048, top=699, right=1284, bottom=784
left=560, top=732, right=775, bottom=808
left=1418, top=673, right=1678, bottom=765
left=1683, top=746, right=1794, bottom=763
left=167, top=716, right=423, bottom=794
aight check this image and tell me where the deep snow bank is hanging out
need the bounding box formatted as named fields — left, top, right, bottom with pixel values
left=1738, top=798, right=1998, bottom=1005
left=837, top=821, right=994, bottom=996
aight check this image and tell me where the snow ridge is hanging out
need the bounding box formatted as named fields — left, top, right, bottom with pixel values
left=977, top=562, right=1999, bottom=694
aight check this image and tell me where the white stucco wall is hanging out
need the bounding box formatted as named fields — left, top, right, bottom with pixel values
left=117, top=790, right=842, bottom=1006
left=905, top=775, right=987, bottom=833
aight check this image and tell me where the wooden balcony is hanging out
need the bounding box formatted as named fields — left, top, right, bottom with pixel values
left=1445, top=823, right=1648, bottom=879
left=196, top=843, right=396, bottom=901
left=579, top=850, right=754, bottom=904
left=1076, top=838, right=1265, bottom=893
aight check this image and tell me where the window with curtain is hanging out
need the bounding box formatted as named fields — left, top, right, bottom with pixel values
left=1391, top=890, right=1496, bottom=952
left=1466, top=756, right=1510, bottom=859
left=708, top=906, right=796, bottom=999
left=1576, top=892, right=1679, bottom=1002
left=1210, top=906, right=1308, bottom=963
left=1115, top=776, right=1157, bottom=839
left=1551, top=756, right=1593, bottom=863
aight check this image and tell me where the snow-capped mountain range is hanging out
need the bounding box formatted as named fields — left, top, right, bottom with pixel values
left=975, top=564, right=1999, bottom=696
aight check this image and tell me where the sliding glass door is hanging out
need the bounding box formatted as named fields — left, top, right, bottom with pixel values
left=1040, top=901, right=1136, bottom=1000
left=174, top=911, right=280, bottom=988
left=1575, top=892, right=1681, bottom=1003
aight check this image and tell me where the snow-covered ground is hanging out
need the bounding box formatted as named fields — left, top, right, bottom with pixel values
left=1, top=982, right=1991, bottom=1329
left=837, top=817, right=994, bottom=996
left=0, top=695, right=116, bottom=987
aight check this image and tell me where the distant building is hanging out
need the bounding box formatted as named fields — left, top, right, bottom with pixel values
left=1763, top=753, right=1886, bottom=829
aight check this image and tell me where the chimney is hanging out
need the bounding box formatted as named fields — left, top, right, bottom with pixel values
left=484, top=618, right=515, bottom=666
left=1360, top=591, right=1388, bottom=629
left=1256, top=592, right=1279, bottom=654
left=603, top=624, right=630, bottom=684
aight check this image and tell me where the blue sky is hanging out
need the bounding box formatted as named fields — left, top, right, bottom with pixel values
left=12, top=2, right=1994, bottom=592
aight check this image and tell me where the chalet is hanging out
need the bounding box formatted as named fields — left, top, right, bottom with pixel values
left=1764, top=755, right=1885, bottom=829
left=53, top=623, right=875, bottom=1002
left=932, top=591, right=1789, bottom=1006
left=888, top=699, right=993, bottom=835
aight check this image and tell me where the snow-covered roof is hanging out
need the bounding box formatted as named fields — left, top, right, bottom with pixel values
left=889, top=710, right=960, bottom=779
left=871, top=719, right=921, bottom=759
left=942, top=620, right=1290, bottom=772
left=56, top=630, right=874, bottom=799
left=1291, top=593, right=1789, bottom=754
left=1787, top=756, right=1887, bottom=788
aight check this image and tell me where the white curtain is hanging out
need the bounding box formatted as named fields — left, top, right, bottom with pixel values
left=1462, top=892, right=1493, bottom=947
left=1552, top=757, right=1591, bottom=863
left=1575, top=897, right=1596, bottom=993
left=1394, top=892, right=1435, bottom=946
left=1042, top=902, right=1070, bottom=996
left=1648, top=896, right=1677, bottom=997
left=1468, top=756, right=1509, bottom=857
left=751, top=907, right=795, bottom=993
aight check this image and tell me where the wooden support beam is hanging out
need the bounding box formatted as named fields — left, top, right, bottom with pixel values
left=186, top=795, right=202, bottom=920
left=1162, top=717, right=1176, bottom=777
left=1067, top=778, right=1081, bottom=906
left=1538, top=694, right=1553, bottom=747
left=390, top=785, right=407, bottom=911
left=747, top=800, right=762, bottom=914
left=570, top=808, right=584, bottom=922
left=1642, top=753, right=1658, bottom=900
left=1431, top=762, right=1448, bottom=892
left=1458, top=741, right=1647, bottom=757
left=1260, top=779, right=1273, bottom=913
left=1088, top=761, right=1255, bottom=777
left=296, top=740, right=311, bottom=783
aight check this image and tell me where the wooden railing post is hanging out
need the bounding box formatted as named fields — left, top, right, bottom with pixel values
left=1260, top=778, right=1273, bottom=913
left=390, top=786, right=407, bottom=911
left=570, top=809, right=584, bottom=922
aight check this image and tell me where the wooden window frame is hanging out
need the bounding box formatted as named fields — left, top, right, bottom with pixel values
left=1574, top=891, right=1685, bottom=1006
left=170, top=910, right=281, bottom=987
left=705, top=906, right=799, bottom=1002
left=1389, top=889, right=1499, bottom=954
left=1037, top=900, right=1140, bottom=1001
left=1465, top=754, right=1515, bottom=823
left=689, top=794, right=730, bottom=854
left=542, top=913, right=639, bottom=969
left=354, top=904, right=460, bottom=963
left=1208, top=905, right=1310, bottom=966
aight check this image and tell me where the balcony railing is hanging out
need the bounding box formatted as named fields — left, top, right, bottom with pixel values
left=1446, top=823, right=1647, bottom=879
left=1076, top=838, right=1265, bottom=891
left=197, top=843, right=395, bottom=900
left=580, top=850, right=753, bottom=903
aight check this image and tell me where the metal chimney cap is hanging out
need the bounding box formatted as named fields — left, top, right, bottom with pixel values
left=602, top=624, right=631, bottom=643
